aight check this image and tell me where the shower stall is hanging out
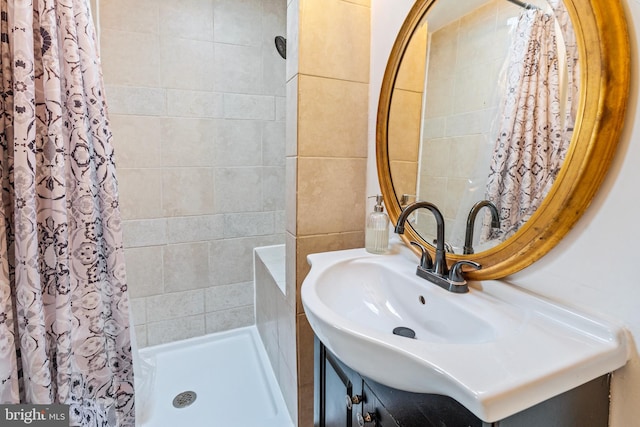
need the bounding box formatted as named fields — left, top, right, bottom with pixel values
left=93, top=0, right=290, bottom=423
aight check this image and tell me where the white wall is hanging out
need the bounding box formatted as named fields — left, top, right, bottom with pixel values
left=368, top=0, right=640, bottom=425
left=366, top=0, right=415, bottom=207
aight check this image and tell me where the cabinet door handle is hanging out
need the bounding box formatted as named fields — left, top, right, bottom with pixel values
left=357, top=411, right=376, bottom=426
left=345, top=394, right=363, bottom=410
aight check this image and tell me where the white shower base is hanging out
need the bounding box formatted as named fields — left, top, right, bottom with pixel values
left=136, top=326, right=294, bottom=427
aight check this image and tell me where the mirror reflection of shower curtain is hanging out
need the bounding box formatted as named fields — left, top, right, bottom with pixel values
left=482, top=8, right=571, bottom=242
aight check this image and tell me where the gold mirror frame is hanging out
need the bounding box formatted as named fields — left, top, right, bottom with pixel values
left=377, top=0, right=630, bottom=280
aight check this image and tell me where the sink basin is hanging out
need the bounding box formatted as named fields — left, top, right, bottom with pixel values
left=301, top=247, right=629, bottom=422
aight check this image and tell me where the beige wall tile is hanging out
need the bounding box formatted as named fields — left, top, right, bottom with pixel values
left=285, top=158, right=297, bottom=235
left=298, top=383, right=314, bottom=427
left=263, top=121, right=286, bottom=167
left=285, top=77, right=298, bottom=157
left=214, top=43, right=263, bottom=94
left=99, top=0, right=158, bottom=33
left=298, top=76, right=368, bottom=158
left=429, top=22, right=459, bottom=83
left=263, top=46, right=287, bottom=97
left=110, top=115, right=162, bottom=168
left=130, top=298, right=147, bottom=326
left=205, top=306, right=255, bottom=334
left=124, top=246, right=164, bottom=298
left=388, top=89, right=422, bottom=162
left=223, top=94, right=276, bottom=120
left=134, top=325, right=148, bottom=348
left=162, top=168, right=215, bottom=216
left=421, top=138, right=452, bottom=178
left=395, top=22, right=427, bottom=92
left=159, top=0, right=214, bottom=41
left=100, top=30, right=160, bottom=87
left=417, top=176, right=447, bottom=212
left=285, top=233, right=297, bottom=309
left=213, top=0, right=262, bottom=47
left=286, top=0, right=300, bottom=81
left=209, top=235, right=283, bottom=286
left=117, top=169, right=163, bottom=220
left=276, top=96, right=287, bottom=122
left=223, top=212, right=275, bottom=238
left=423, top=116, right=446, bottom=140
left=213, top=167, right=262, bottom=213
left=299, top=0, right=370, bottom=83
left=205, top=282, right=255, bottom=312
left=161, top=118, right=216, bottom=167
left=160, top=37, right=215, bottom=91
left=450, top=135, right=484, bottom=178
left=279, top=349, right=298, bottom=423
left=166, top=215, right=224, bottom=244
left=297, top=313, right=315, bottom=427
left=389, top=161, right=418, bottom=202
left=167, top=89, right=224, bottom=118
left=458, top=1, right=500, bottom=66
left=147, top=315, right=205, bottom=346
left=296, top=157, right=366, bottom=235
left=342, top=0, right=369, bottom=6
left=264, top=167, right=286, bottom=211
left=122, top=219, right=167, bottom=248
left=424, top=75, right=455, bottom=119
left=163, top=242, right=211, bottom=292
left=278, top=298, right=297, bottom=376
left=213, top=120, right=263, bottom=167
left=146, top=289, right=205, bottom=322
left=296, top=314, right=314, bottom=386
left=445, top=109, right=493, bottom=137
left=444, top=177, right=468, bottom=219
left=453, top=61, right=500, bottom=114
left=275, top=210, right=286, bottom=234
left=105, top=85, right=167, bottom=116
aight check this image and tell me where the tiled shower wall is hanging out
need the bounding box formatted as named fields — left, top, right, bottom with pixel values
left=96, top=0, right=286, bottom=347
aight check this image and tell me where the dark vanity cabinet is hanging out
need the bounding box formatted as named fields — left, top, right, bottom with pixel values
left=314, top=338, right=611, bottom=427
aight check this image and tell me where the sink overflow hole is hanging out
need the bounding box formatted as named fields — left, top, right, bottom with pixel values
left=173, top=391, right=197, bottom=408
left=393, top=326, right=416, bottom=339
left=419, top=295, right=426, bottom=304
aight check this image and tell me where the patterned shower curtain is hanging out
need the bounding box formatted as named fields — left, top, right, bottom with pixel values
left=0, top=0, right=134, bottom=426
left=483, top=8, right=571, bottom=241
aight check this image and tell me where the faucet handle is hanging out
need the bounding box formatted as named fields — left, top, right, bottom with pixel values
left=449, top=260, right=481, bottom=284
left=410, top=241, right=433, bottom=270
left=400, top=194, right=416, bottom=207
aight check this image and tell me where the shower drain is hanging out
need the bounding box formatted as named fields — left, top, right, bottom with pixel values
left=172, top=391, right=197, bottom=408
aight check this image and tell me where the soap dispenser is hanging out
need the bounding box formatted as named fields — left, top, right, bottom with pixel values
left=365, top=195, right=390, bottom=254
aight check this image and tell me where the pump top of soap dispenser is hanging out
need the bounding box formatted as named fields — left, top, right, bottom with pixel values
left=371, top=195, right=385, bottom=213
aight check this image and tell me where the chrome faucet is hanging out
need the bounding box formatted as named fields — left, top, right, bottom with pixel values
left=395, top=201, right=481, bottom=293
left=463, top=200, right=500, bottom=255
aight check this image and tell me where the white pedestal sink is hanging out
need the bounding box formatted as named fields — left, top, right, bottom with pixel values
left=301, top=245, right=629, bottom=423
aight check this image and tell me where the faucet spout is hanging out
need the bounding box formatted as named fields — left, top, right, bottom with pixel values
left=395, top=201, right=448, bottom=276
left=464, top=200, right=500, bottom=255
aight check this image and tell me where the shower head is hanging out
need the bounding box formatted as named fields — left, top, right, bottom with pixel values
left=275, top=36, right=286, bottom=59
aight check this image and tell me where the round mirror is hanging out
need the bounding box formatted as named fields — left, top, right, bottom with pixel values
left=377, top=0, right=629, bottom=279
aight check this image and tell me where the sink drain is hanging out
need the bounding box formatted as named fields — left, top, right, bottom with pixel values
left=172, top=391, right=197, bottom=408
left=393, top=326, right=416, bottom=339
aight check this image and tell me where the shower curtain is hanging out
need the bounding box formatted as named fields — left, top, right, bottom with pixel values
left=0, top=0, right=134, bottom=426
left=484, top=7, right=570, bottom=241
